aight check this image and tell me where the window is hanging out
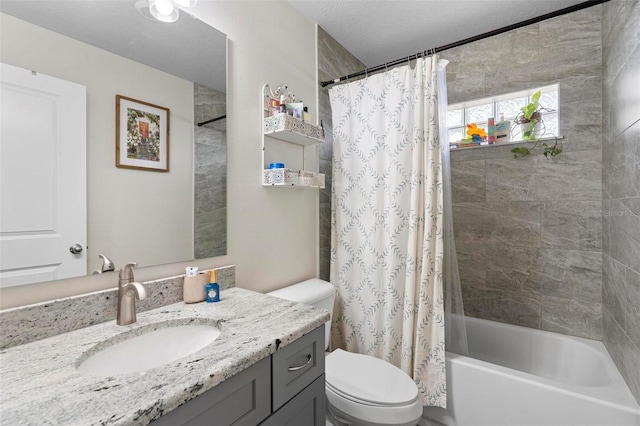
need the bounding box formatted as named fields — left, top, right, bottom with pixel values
left=447, top=85, right=559, bottom=145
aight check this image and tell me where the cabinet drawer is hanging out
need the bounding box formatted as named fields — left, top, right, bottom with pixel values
left=271, top=325, right=324, bottom=411
left=151, top=356, right=271, bottom=426
left=259, top=374, right=326, bottom=426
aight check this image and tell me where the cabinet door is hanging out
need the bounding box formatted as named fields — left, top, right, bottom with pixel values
left=151, top=357, right=271, bottom=426
left=260, top=375, right=326, bottom=426
left=272, top=325, right=325, bottom=411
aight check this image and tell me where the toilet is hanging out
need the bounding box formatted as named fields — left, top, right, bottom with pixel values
left=268, top=279, right=423, bottom=426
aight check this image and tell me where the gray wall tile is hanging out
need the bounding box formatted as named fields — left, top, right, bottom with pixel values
left=602, top=0, right=640, bottom=403
left=535, top=249, right=602, bottom=304
left=453, top=202, right=542, bottom=247
left=533, top=150, right=602, bottom=201
left=603, top=309, right=640, bottom=399
left=612, top=45, right=640, bottom=137
left=485, top=156, right=537, bottom=202
left=455, top=243, right=487, bottom=290
left=485, top=245, right=540, bottom=294
left=194, top=83, right=226, bottom=259
left=451, top=160, right=486, bottom=203
left=541, top=296, right=602, bottom=340
left=541, top=201, right=602, bottom=250
left=446, top=6, right=604, bottom=341
left=463, top=287, right=541, bottom=328
left=317, top=26, right=365, bottom=281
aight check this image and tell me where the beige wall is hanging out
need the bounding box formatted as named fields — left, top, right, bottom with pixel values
left=191, top=2, right=319, bottom=293
left=0, top=2, right=319, bottom=308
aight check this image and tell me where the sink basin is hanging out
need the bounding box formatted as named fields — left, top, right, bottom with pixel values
left=77, top=324, right=221, bottom=376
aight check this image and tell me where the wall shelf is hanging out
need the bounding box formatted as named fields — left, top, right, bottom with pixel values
left=264, top=114, right=324, bottom=146
left=261, top=83, right=325, bottom=189
left=262, top=168, right=325, bottom=189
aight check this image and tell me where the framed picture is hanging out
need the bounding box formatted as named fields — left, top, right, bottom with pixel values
left=116, top=95, right=170, bottom=172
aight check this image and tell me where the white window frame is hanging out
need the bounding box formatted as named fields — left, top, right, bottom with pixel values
left=447, top=84, right=560, bottom=145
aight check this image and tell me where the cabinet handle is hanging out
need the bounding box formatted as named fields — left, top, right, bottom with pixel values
left=287, top=354, right=312, bottom=372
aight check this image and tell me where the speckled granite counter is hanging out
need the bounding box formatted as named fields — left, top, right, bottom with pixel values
left=0, top=287, right=329, bottom=426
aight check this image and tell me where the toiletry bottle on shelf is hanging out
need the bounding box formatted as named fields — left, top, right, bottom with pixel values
left=206, top=269, right=220, bottom=303
left=495, top=114, right=511, bottom=143
left=303, top=106, right=311, bottom=122
left=270, top=98, right=280, bottom=117
left=488, top=117, right=495, bottom=144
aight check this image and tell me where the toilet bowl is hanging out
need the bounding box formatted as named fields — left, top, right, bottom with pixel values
left=268, top=279, right=423, bottom=426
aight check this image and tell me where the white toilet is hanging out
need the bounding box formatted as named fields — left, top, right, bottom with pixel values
left=268, top=278, right=423, bottom=426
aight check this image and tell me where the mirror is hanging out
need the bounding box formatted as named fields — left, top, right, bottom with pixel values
left=0, top=1, right=226, bottom=287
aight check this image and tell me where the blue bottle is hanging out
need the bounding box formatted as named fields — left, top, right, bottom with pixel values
left=206, top=269, right=220, bottom=303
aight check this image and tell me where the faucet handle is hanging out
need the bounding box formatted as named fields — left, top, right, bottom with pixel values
left=119, top=262, right=138, bottom=281
left=98, top=254, right=115, bottom=273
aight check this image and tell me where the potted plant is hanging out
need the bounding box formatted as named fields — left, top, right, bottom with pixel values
left=511, top=90, right=562, bottom=158
left=518, top=90, right=543, bottom=140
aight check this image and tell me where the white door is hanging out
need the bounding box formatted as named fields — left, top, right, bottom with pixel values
left=0, top=63, right=86, bottom=288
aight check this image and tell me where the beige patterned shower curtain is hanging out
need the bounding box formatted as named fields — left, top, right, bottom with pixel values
left=329, top=55, right=446, bottom=407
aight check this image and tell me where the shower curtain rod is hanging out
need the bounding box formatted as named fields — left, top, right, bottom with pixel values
left=197, top=114, right=227, bottom=127
left=320, top=0, right=609, bottom=88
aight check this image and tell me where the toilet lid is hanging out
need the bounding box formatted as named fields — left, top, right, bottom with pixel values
left=325, top=349, right=419, bottom=406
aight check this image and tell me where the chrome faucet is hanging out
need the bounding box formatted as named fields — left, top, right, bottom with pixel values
left=116, top=262, right=147, bottom=326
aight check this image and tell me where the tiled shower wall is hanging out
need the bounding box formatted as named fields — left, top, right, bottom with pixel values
left=441, top=6, right=604, bottom=340
left=194, top=83, right=227, bottom=259
left=317, top=27, right=365, bottom=281
left=602, top=0, right=640, bottom=402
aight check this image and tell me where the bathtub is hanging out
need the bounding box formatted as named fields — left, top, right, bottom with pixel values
left=422, top=316, right=640, bottom=426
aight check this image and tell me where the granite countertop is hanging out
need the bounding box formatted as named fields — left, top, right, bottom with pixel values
left=0, top=287, right=329, bottom=426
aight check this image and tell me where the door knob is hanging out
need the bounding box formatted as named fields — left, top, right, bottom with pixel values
left=69, top=244, right=83, bottom=254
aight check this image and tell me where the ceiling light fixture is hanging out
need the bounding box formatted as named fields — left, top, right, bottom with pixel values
left=171, top=0, right=197, bottom=8
left=135, top=0, right=197, bottom=23
left=149, top=0, right=179, bottom=22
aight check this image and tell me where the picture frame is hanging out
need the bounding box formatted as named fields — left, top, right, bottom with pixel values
left=116, top=95, right=170, bottom=172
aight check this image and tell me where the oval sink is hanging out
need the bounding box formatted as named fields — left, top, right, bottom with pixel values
left=77, top=324, right=221, bottom=376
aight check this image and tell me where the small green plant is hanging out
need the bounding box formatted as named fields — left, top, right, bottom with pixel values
left=521, top=90, right=541, bottom=120
left=511, top=90, right=562, bottom=159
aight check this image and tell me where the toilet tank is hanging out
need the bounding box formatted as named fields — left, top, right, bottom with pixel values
left=268, top=278, right=335, bottom=350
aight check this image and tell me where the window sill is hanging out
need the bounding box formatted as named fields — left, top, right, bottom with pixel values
left=449, top=135, right=563, bottom=151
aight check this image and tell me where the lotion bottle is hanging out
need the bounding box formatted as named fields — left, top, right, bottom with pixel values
left=495, top=113, right=511, bottom=143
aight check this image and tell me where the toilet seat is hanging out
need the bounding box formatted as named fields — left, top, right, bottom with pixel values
left=325, top=349, right=423, bottom=425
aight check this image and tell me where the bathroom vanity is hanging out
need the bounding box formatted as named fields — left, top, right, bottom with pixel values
left=0, top=287, right=329, bottom=425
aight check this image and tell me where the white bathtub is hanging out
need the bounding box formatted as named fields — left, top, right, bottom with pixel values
left=422, top=316, right=640, bottom=426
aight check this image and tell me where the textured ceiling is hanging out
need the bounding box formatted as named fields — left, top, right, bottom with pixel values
left=1, top=0, right=594, bottom=89
left=0, top=0, right=226, bottom=93
left=289, top=0, right=587, bottom=68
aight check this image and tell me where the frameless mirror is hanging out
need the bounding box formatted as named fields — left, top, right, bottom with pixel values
left=0, top=0, right=226, bottom=288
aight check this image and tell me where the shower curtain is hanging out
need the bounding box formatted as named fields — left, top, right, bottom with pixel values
left=329, top=55, right=447, bottom=407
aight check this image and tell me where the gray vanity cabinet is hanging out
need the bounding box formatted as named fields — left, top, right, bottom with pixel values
left=150, top=356, right=271, bottom=426
left=263, top=325, right=326, bottom=425
left=271, top=324, right=325, bottom=411
left=151, top=325, right=325, bottom=426
left=259, top=375, right=325, bottom=426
